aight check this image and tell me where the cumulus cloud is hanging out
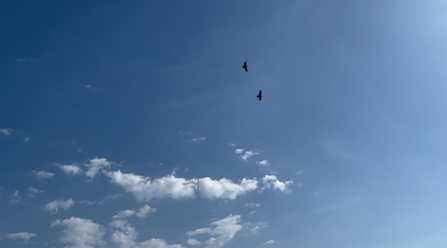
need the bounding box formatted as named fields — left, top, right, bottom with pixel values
left=110, top=220, right=137, bottom=248
left=84, top=157, right=112, bottom=179
left=248, top=211, right=255, bottom=216
left=190, top=137, right=206, bottom=142
left=234, top=149, right=258, bottom=161
left=9, top=191, right=21, bottom=204
left=29, top=170, right=55, bottom=179
left=24, top=136, right=30, bottom=143
left=106, top=170, right=260, bottom=202
left=197, top=177, right=258, bottom=200
left=51, top=217, right=106, bottom=248
left=186, top=215, right=242, bottom=248
left=56, top=163, right=83, bottom=175
left=245, top=203, right=260, bottom=208
left=263, top=240, right=275, bottom=245
left=256, top=160, right=269, bottom=166
left=6, top=232, right=37, bottom=241
left=260, top=175, right=293, bottom=192
left=104, top=170, right=197, bottom=202
left=44, top=199, right=74, bottom=213
left=0, top=128, right=13, bottom=136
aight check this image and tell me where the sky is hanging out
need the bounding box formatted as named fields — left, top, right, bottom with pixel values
left=1, top=0, right=447, bottom=247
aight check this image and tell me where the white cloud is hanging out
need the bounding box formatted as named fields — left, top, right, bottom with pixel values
left=28, top=187, right=45, bottom=194
left=187, top=239, right=202, bottom=246
left=248, top=211, right=255, bottom=216
left=256, top=160, right=269, bottom=166
left=139, top=238, right=182, bottom=248
left=113, top=210, right=136, bottom=219
left=190, top=137, right=206, bottom=142
left=84, top=157, right=112, bottom=179
left=197, top=177, right=258, bottom=200
left=263, top=240, right=275, bottom=245
left=106, top=170, right=261, bottom=202
left=109, top=220, right=181, bottom=248
left=295, top=170, right=302, bottom=175
left=44, top=199, right=74, bottom=213
left=245, top=203, right=260, bottom=208
left=106, top=193, right=123, bottom=199
left=56, top=163, right=83, bottom=175
left=78, top=200, right=98, bottom=206
left=246, top=222, right=267, bottom=234
left=6, top=232, right=37, bottom=241
left=186, top=214, right=242, bottom=248
left=51, top=217, right=106, bottom=248
left=104, top=170, right=197, bottom=202
left=29, top=170, right=55, bottom=179
left=227, top=143, right=236, bottom=147
left=110, top=220, right=137, bottom=248
left=136, top=205, right=157, bottom=218
left=9, top=191, right=21, bottom=204
left=234, top=149, right=259, bottom=161
left=0, top=128, right=13, bottom=136
left=261, top=175, right=293, bottom=193
left=24, top=137, right=30, bottom=143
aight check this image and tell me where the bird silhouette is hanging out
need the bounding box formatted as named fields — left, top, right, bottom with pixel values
left=242, top=61, right=248, bottom=72
left=257, top=90, right=262, bottom=101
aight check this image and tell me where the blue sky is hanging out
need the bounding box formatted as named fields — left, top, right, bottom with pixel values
left=2, top=0, right=447, bottom=247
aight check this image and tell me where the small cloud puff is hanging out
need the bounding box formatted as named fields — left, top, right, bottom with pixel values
left=29, top=170, right=55, bottom=180
left=113, top=205, right=156, bottom=219
left=263, top=240, right=275, bottom=245
left=260, top=175, right=293, bottom=193
left=28, top=187, right=45, bottom=194
left=234, top=149, right=259, bottom=161
left=0, top=128, right=13, bottom=136
left=55, top=163, right=83, bottom=175
left=44, top=199, right=74, bottom=213
left=256, top=160, right=269, bottom=166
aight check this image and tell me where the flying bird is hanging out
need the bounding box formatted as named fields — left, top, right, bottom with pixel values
left=257, top=90, right=262, bottom=101
left=242, top=61, right=248, bottom=72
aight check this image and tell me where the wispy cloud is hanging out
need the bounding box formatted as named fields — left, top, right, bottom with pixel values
left=186, top=214, right=242, bottom=248
left=0, top=128, right=13, bottom=136
left=245, top=222, right=268, bottom=234
left=29, top=170, right=55, bottom=180
left=113, top=205, right=157, bottom=220
left=28, top=187, right=45, bottom=195
left=190, top=137, right=206, bottom=142
left=245, top=203, right=260, bottom=208
left=44, top=199, right=74, bottom=213
left=9, top=191, right=21, bottom=204
left=6, top=232, right=37, bottom=242
left=51, top=217, right=106, bottom=248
